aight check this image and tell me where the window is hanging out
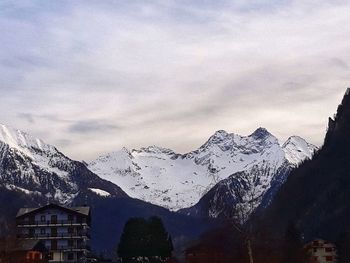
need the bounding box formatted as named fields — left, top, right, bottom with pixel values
left=68, top=227, right=74, bottom=234
left=51, top=215, right=57, bottom=223
left=41, top=215, right=45, bottom=222
left=325, top=256, right=333, bottom=261
left=47, top=253, right=53, bottom=260
left=51, top=240, right=57, bottom=250
left=40, top=228, right=46, bottom=235
left=325, top=247, right=333, bottom=252
left=68, top=214, right=74, bottom=222
left=68, top=240, right=74, bottom=248
left=68, top=253, right=74, bottom=260
left=51, top=227, right=57, bottom=237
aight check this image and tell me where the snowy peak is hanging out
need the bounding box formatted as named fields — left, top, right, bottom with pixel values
left=0, top=124, right=55, bottom=157
left=89, top=148, right=134, bottom=173
left=0, top=123, right=126, bottom=204
left=207, top=130, right=232, bottom=144
left=199, top=128, right=279, bottom=153
left=282, top=136, right=317, bottom=166
left=135, top=145, right=176, bottom=155
left=249, top=128, right=280, bottom=146
left=250, top=127, right=272, bottom=139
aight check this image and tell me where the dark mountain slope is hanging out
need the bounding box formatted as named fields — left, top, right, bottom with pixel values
left=72, top=192, right=217, bottom=257
left=260, top=88, right=350, bottom=241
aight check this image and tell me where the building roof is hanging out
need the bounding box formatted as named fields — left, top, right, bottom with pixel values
left=16, top=203, right=90, bottom=218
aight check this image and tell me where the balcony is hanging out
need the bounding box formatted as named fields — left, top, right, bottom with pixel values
left=46, top=244, right=91, bottom=252
left=17, top=219, right=90, bottom=227
left=17, top=231, right=91, bottom=240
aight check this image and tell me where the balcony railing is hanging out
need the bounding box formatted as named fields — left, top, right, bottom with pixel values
left=17, top=231, right=91, bottom=239
left=46, top=244, right=91, bottom=251
left=17, top=219, right=90, bottom=226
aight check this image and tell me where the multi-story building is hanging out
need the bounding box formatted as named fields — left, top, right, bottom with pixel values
left=304, top=239, right=338, bottom=263
left=16, top=203, right=91, bottom=263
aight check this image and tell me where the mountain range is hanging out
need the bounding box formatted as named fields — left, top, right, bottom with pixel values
left=89, top=128, right=316, bottom=220
left=0, top=121, right=316, bottom=254
left=0, top=124, right=214, bottom=255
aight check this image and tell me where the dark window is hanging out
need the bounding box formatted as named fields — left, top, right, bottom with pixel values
left=68, top=214, right=74, bottom=222
left=40, top=215, right=45, bottom=222
left=51, top=240, right=57, bottom=250
left=68, top=240, right=74, bottom=247
left=51, top=215, right=57, bottom=223
left=68, top=253, right=74, bottom=260
left=40, top=228, right=46, bottom=235
left=325, top=256, right=333, bottom=261
left=325, top=247, right=333, bottom=252
left=51, top=227, right=57, bottom=237
left=68, top=227, right=74, bottom=234
left=47, top=253, right=53, bottom=260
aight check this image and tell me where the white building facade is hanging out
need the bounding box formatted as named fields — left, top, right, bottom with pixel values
left=305, top=239, right=338, bottom=263
left=16, top=204, right=91, bottom=263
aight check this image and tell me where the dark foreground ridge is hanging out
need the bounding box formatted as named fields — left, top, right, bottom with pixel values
left=261, top=88, right=350, bottom=242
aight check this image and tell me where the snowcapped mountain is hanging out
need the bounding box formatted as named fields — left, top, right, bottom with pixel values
left=0, top=124, right=126, bottom=203
left=88, top=128, right=317, bottom=215
left=0, top=122, right=316, bottom=222
left=282, top=136, right=317, bottom=165
left=0, top=124, right=216, bottom=256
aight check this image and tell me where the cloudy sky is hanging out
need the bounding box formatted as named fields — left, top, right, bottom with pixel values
left=1, top=0, right=350, bottom=160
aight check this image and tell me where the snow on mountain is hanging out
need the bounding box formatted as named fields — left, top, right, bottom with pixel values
left=88, top=128, right=317, bottom=212
left=0, top=124, right=55, bottom=156
left=282, top=136, right=318, bottom=166
left=88, top=188, right=111, bottom=197
left=0, top=124, right=126, bottom=204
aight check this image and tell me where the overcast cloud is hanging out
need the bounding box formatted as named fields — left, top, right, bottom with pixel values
left=1, top=0, right=350, bottom=160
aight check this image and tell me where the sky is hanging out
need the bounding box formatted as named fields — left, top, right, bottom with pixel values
left=0, top=0, right=350, bottom=160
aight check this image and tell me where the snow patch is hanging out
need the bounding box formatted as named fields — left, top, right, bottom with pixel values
left=88, top=188, right=111, bottom=197
left=5, top=184, right=41, bottom=195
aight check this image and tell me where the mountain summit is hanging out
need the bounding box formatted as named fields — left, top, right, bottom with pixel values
left=0, top=124, right=126, bottom=203
left=89, top=128, right=316, bottom=217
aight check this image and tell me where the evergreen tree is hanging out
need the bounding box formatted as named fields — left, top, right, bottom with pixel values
left=118, top=218, right=149, bottom=261
left=118, top=217, right=173, bottom=262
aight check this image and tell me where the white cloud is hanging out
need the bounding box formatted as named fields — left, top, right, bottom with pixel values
left=0, top=0, right=349, bottom=159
